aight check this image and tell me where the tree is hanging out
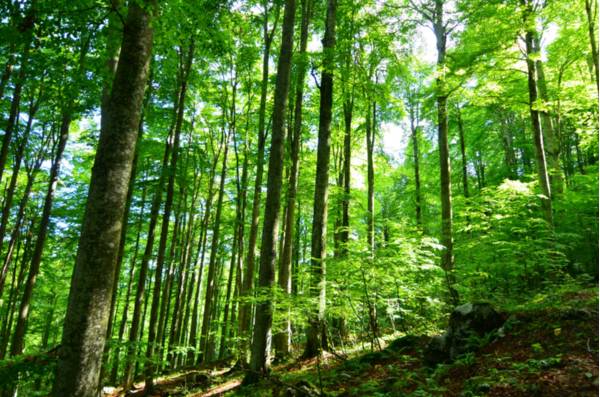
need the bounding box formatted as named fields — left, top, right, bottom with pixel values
left=245, top=0, right=296, bottom=382
left=52, top=1, right=156, bottom=395
left=304, top=0, right=337, bottom=359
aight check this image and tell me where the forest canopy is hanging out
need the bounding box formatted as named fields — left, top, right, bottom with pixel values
left=0, top=0, right=597, bottom=396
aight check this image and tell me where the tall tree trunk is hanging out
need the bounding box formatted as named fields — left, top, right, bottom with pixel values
left=585, top=0, right=599, bottom=91
left=341, top=97, right=352, bottom=253
left=52, top=2, right=155, bottom=395
left=432, top=0, right=458, bottom=305
left=144, top=40, right=193, bottom=392
left=366, top=102, right=376, bottom=254
left=500, top=112, right=518, bottom=179
left=199, top=129, right=230, bottom=363
left=238, top=3, right=281, bottom=365
left=123, top=133, right=170, bottom=387
left=274, top=0, right=312, bottom=358
left=245, top=0, right=296, bottom=382
left=10, top=112, right=70, bottom=360
left=0, top=90, right=40, bottom=288
left=409, top=103, right=422, bottom=226
left=456, top=105, right=469, bottom=198
left=533, top=34, right=563, bottom=195
left=187, top=153, right=219, bottom=365
left=522, top=1, right=553, bottom=225
left=101, top=88, right=149, bottom=383
left=304, top=0, right=336, bottom=359
left=110, top=181, right=148, bottom=384
left=0, top=9, right=34, bottom=187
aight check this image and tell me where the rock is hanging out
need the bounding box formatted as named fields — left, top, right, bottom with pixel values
left=424, top=302, right=505, bottom=366
left=447, top=302, right=504, bottom=359
left=424, top=333, right=450, bottom=366
left=283, top=380, right=322, bottom=397
left=387, top=335, right=422, bottom=353
left=358, top=350, right=390, bottom=365
left=449, top=303, right=505, bottom=337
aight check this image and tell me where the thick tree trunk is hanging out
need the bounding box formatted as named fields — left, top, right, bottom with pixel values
left=274, top=0, right=312, bottom=359
left=245, top=0, right=296, bottom=382
left=102, top=94, right=148, bottom=383
left=304, top=0, right=336, bottom=359
left=52, top=2, right=155, bottom=395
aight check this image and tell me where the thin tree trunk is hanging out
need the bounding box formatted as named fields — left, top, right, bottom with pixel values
left=0, top=17, right=33, bottom=187
left=199, top=129, right=230, bottom=363
left=456, top=105, right=469, bottom=198
left=187, top=153, right=219, bottom=365
left=52, top=2, right=155, bottom=395
left=533, top=34, right=563, bottom=194
left=585, top=0, right=599, bottom=91
left=144, top=40, right=193, bottom=392
left=304, top=0, right=336, bottom=359
left=123, top=134, right=170, bottom=387
left=366, top=102, right=376, bottom=254
left=522, top=1, right=553, bottom=225
left=10, top=112, right=70, bottom=359
left=0, top=90, right=40, bottom=289
left=432, top=0, right=458, bottom=305
left=410, top=103, right=422, bottom=226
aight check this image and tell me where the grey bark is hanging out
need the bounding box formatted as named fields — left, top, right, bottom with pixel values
left=304, top=0, right=336, bottom=359
left=246, top=0, right=296, bottom=382
left=52, top=2, right=155, bottom=395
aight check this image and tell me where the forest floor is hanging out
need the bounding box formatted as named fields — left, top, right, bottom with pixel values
left=113, top=285, right=599, bottom=397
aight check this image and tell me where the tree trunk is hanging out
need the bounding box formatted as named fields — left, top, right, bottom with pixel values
left=304, top=0, right=336, bottom=359
left=432, top=0, right=458, bottom=305
left=52, top=2, right=155, bottom=395
left=199, top=129, right=230, bottom=363
left=409, top=103, right=422, bottom=226
left=456, top=105, right=469, bottom=198
left=366, top=102, right=376, bottom=254
left=144, top=40, right=193, bottom=392
left=0, top=90, right=40, bottom=289
left=110, top=181, right=148, bottom=384
left=585, top=0, right=599, bottom=91
left=245, top=0, right=296, bottom=382
left=0, top=13, right=34, bottom=187
left=123, top=133, right=171, bottom=387
left=522, top=1, right=553, bottom=225
left=533, top=34, right=563, bottom=195
left=274, top=0, right=312, bottom=359
left=187, top=153, right=219, bottom=365
left=238, top=3, right=281, bottom=366
left=10, top=112, right=70, bottom=360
